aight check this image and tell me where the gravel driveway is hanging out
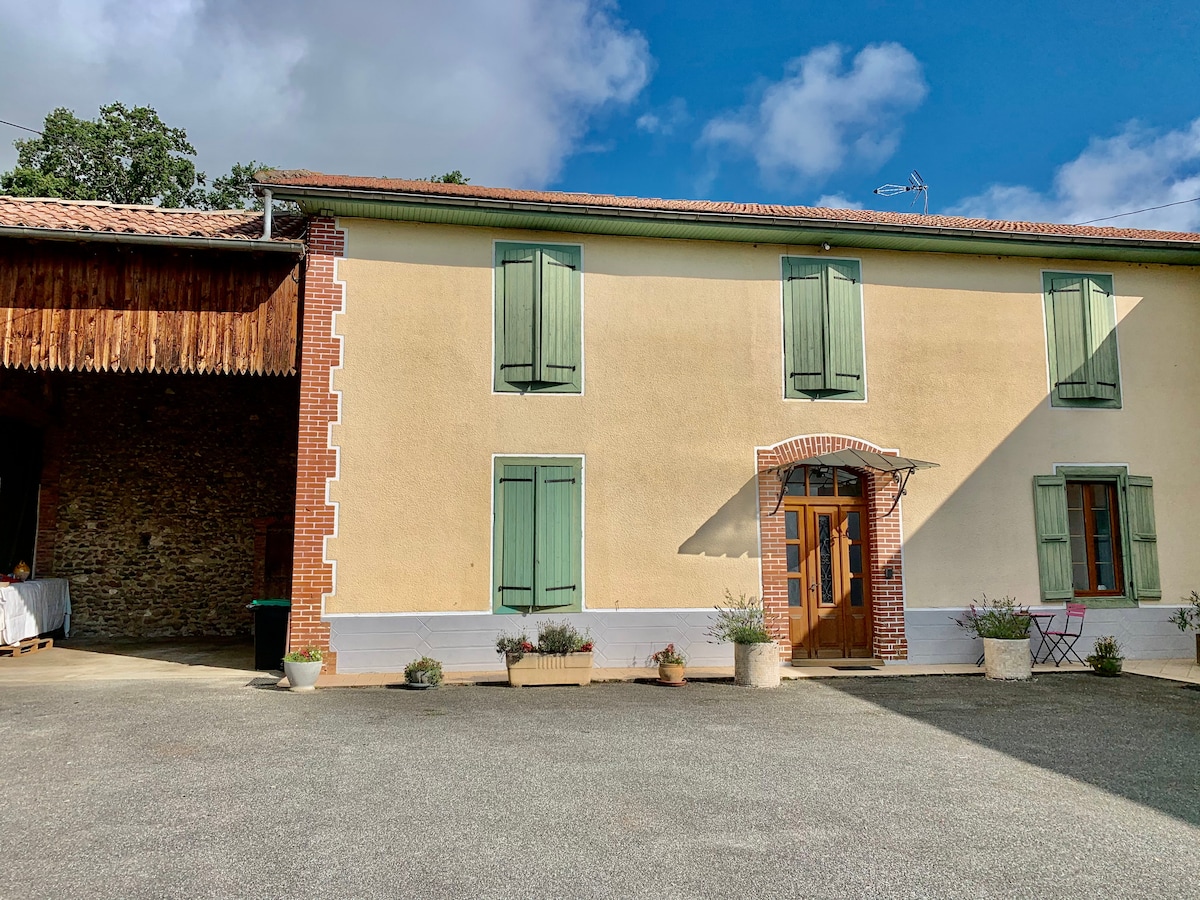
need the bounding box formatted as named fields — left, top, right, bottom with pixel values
left=2, top=672, right=1197, bottom=899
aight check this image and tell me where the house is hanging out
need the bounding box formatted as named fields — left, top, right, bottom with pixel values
left=0, top=197, right=305, bottom=641
left=255, top=171, right=1200, bottom=674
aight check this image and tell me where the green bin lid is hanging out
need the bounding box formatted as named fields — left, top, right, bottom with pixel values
left=249, top=598, right=292, bottom=607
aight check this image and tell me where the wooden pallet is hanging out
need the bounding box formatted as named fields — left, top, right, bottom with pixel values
left=0, top=636, right=53, bottom=658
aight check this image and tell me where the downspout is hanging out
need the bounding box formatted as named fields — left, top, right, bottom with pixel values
left=262, top=189, right=273, bottom=240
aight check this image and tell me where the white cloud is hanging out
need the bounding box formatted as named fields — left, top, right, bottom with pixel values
left=0, top=0, right=651, bottom=188
left=949, top=119, right=1200, bottom=230
left=813, top=193, right=864, bottom=210
left=700, top=43, right=927, bottom=183
left=636, top=98, right=689, bottom=136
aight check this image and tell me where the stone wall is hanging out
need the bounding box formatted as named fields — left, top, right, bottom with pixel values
left=7, top=369, right=299, bottom=638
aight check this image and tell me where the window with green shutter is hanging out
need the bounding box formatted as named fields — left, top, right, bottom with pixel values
left=493, top=457, right=582, bottom=613
left=495, top=243, right=582, bottom=393
left=1043, top=272, right=1121, bottom=408
left=1032, top=468, right=1158, bottom=606
left=782, top=257, right=865, bottom=400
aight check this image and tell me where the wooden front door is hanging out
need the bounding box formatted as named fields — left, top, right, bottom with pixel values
left=784, top=500, right=873, bottom=660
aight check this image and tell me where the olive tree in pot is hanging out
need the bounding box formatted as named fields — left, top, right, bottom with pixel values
left=1168, top=591, right=1200, bottom=664
left=282, top=647, right=324, bottom=692
left=955, top=595, right=1032, bottom=681
left=707, top=591, right=780, bottom=688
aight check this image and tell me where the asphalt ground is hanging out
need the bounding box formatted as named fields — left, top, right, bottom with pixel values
left=1, top=672, right=1197, bottom=899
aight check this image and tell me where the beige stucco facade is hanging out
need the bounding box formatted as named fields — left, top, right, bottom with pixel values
left=323, top=217, right=1200, bottom=616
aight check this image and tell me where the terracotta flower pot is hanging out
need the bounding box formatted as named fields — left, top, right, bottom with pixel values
left=658, top=662, right=685, bottom=684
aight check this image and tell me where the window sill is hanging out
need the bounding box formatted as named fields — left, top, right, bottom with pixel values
left=1041, top=596, right=1138, bottom=609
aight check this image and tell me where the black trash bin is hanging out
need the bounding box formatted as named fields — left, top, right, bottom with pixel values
left=249, top=599, right=291, bottom=670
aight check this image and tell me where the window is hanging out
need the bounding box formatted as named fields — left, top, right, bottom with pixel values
left=493, top=457, right=582, bottom=613
left=1043, top=272, right=1121, bottom=408
left=783, top=466, right=863, bottom=498
left=782, top=257, right=865, bottom=400
left=1032, top=470, right=1159, bottom=604
left=495, top=243, right=582, bottom=393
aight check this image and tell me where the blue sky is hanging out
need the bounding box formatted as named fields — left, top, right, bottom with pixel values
left=1, top=0, right=1198, bottom=229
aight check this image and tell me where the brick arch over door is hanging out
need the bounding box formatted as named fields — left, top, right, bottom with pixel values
left=756, top=434, right=907, bottom=660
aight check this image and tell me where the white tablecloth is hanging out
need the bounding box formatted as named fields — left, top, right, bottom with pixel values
left=0, top=578, right=71, bottom=646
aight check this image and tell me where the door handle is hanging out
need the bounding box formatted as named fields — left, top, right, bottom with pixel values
left=809, top=583, right=817, bottom=591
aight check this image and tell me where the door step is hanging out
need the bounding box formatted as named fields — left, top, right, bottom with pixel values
left=790, top=657, right=884, bottom=668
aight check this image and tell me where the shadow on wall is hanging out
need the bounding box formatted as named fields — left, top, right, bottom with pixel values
left=821, top=674, right=1200, bottom=829
left=895, top=277, right=1200, bottom=626
left=677, top=476, right=760, bottom=558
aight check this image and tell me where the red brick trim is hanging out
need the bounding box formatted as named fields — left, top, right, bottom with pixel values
left=288, top=217, right=344, bottom=672
left=756, top=434, right=908, bottom=660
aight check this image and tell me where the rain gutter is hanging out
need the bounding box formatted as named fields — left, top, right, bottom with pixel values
left=0, top=224, right=305, bottom=255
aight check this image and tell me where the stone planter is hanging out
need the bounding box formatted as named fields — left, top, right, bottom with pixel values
left=658, top=662, right=685, bottom=685
left=283, top=659, right=323, bottom=692
left=734, top=641, right=780, bottom=688
left=506, top=651, right=593, bottom=687
left=982, top=637, right=1031, bottom=681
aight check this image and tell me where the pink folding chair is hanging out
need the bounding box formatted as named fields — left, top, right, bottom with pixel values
left=1042, top=603, right=1086, bottom=666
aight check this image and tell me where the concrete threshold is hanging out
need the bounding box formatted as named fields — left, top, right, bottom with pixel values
left=311, top=660, right=1109, bottom=689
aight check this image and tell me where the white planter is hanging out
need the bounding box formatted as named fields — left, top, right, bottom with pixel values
left=283, top=659, right=323, bottom=691
left=983, top=638, right=1031, bottom=681
left=734, top=641, right=781, bottom=688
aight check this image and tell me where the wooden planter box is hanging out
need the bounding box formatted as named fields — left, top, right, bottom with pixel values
left=505, top=651, right=593, bottom=687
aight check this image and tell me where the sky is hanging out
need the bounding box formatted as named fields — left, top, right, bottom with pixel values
left=1, top=0, right=1199, bottom=230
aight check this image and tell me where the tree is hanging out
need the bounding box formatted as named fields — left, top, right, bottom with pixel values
left=1, top=103, right=202, bottom=207
left=0, top=103, right=278, bottom=210
left=429, top=170, right=470, bottom=184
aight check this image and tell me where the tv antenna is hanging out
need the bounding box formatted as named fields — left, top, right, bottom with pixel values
left=874, top=170, right=928, bottom=215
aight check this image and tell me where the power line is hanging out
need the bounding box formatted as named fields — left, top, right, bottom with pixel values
left=1075, top=195, right=1200, bottom=226
left=0, top=118, right=42, bottom=136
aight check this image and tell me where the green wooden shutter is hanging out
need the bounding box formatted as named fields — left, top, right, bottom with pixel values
left=783, top=257, right=826, bottom=394
left=533, top=465, right=579, bottom=608
left=1084, top=276, right=1120, bottom=402
left=1125, top=475, right=1161, bottom=600
left=824, top=260, right=864, bottom=394
left=537, top=248, right=579, bottom=386
left=497, top=465, right=536, bottom=607
left=1033, top=475, right=1074, bottom=601
left=499, top=248, right=537, bottom=385
left=1047, top=275, right=1092, bottom=400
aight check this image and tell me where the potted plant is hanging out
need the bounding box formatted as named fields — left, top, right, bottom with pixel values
left=707, top=590, right=780, bottom=688
left=649, top=643, right=686, bottom=685
left=954, top=595, right=1032, bottom=681
left=1085, top=635, right=1124, bottom=677
left=404, top=656, right=444, bottom=688
left=282, top=647, right=323, bottom=692
left=496, top=620, right=594, bottom=687
left=1168, top=591, right=1200, bottom=664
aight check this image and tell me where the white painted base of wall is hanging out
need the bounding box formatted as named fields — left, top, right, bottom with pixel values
left=906, top=606, right=1194, bottom=664
left=329, top=609, right=732, bottom=674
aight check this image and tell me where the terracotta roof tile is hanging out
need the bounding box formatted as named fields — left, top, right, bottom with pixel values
left=257, top=169, right=1200, bottom=244
left=0, top=196, right=306, bottom=243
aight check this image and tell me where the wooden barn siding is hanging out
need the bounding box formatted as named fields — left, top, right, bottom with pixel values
left=0, top=240, right=300, bottom=375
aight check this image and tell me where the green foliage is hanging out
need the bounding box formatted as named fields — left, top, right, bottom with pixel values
left=1168, top=591, right=1200, bottom=632
left=404, top=656, right=444, bottom=685
left=0, top=103, right=288, bottom=211
left=536, top=620, right=591, bottom=655
left=707, top=590, right=772, bottom=644
left=2, top=103, right=200, bottom=206
left=1086, top=635, right=1124, bottom=675
left=953, top=595, right=1032, bottom=640
left=648, top=643, right=686, bottom=666
left=496, top=620, right=593, bottom=660
left=282, top=647, right=323, bottom=663
left=429, top=170, right=470, bottom=184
